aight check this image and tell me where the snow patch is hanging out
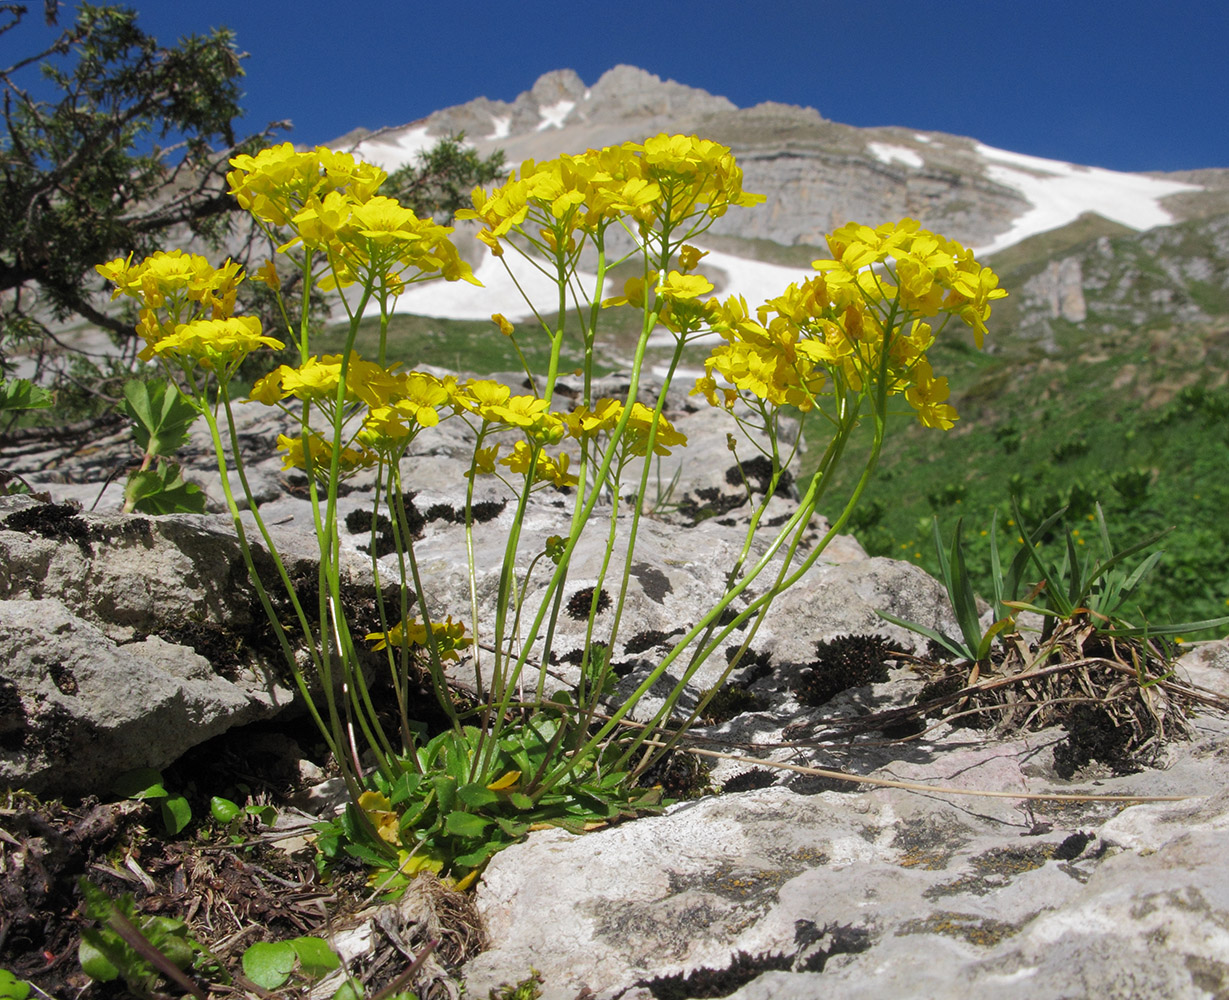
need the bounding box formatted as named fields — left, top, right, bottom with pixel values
left=357, top=245, right=818, bottom=328
left=868, top=142, right=924, bottom=169
left=536, top=100, right=575, bottom=131
left=487, top=115, right=511, bottom=141
left=973, top=143, right=1202, bottom=255
left=352, top=126, right=434, bottom=172
left=914, top=133, right=933, bottom=144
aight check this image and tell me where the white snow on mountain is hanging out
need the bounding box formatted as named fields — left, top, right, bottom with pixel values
left=381, top=246, right=819, bottom=324
left=867, top=143, right=924, bottom=169
left=487, top=115, right=511, bottom=141
left=972, top=143, right=1201, bottom=256
left=537, top=100, right=575, bottom=131
left=351, top=126, right=434, bottom=171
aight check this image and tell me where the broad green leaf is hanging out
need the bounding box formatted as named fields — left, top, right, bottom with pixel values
left=432, top=775, right=457, bottom=815
left=0, top=378, right=53, bottom=412
left=0, top=969, right=31, bottom=1000
left=242, top=940, right=296, bottom=990
left=507, top=792, right=535, bottom=811
left=332, top=978, right=365, bottom=1000
left=388, top=771, right=423, bottom=806
left=78, top=934, right=120, bottom=983
left=124, top=462, right=206, bottom=515
left=290, top=937, right=340, bottom=978
left=443, top=810, right=491, bottom=838
left=210, top=797, right=241, bottom=824
left=454, top=839, right=503, bottom=868
left=140, top=915, right=194, bottom=969
left=160, top=794, right=192, bottom=835
left=121, top=379, right=199, bottom=457
left=457, top=782, right=499, bottom=808
left=111, top=767, right=167, bottom=800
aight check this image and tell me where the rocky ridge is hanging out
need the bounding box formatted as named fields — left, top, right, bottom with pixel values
left=352, top=65, right=1229, bottom=256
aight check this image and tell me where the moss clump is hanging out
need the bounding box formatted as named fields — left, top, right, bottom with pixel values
left=565, top=586, right=611, bottom=621
left=793, top=634, right=892, bottom=707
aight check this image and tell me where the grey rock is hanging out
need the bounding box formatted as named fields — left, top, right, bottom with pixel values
left=464, top=717, right=1229, bottom=1000
left=0, top=596, right=294, bottom=795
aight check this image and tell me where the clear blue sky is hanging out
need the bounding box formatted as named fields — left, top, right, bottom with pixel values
left=18, top=0, right=1229, bottom=174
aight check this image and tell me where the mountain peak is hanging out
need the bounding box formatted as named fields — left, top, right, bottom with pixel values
left=348, top=66, right=1222, bottom=258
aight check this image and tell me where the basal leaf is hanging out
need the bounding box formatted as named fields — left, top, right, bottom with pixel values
left=443, top=810, right=491, bottom=838
left=111, top=767, right=167, bottom=801
left=456, top=782, right=499, bottom=808
left=160, top=794, right=192, bottom=835
left=290, top=937, right=340, bottom=978
left=0, top=969, right=32, bottom=1000
left=242, top=940, right=296, bottom=990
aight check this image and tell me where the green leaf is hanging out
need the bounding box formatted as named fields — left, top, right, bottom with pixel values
left=457, top=782, right=499, bottom=808
left=0, top=378, right=53, bottom=412
left=876, top=608, right=973, bottom=662
left=124, top=462, right=206, bottom=515
left=454, top=839, right=503, bottom=869
left=388, top=771, right=423, bottom=806
left=121, top=379, right=199, bottom=457
left=210, top=797, right=241, bottom=824
left=507, top=792, right=535, bottom=811
left=432, top=775, right=457, bottom=816
left=78, top=934, right=120, bottom=983
left=0, top=969, right=31, bottom=1000
left=160, top=794, right=192, bottom=835
left=242, top=940, right=296, bottom=990
left=290, top=937, right=340, bottom=979
left=112, top=767, right=168, bottom=800
left=140, top=915, right=194, bottom=969
left=332, top=978, right=365, bottom=1000
left=443, top=810, right=491, bottom=838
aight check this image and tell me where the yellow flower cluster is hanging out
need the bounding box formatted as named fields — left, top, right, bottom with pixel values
left=564, top=397, right=687, bottom=458
left=603, top=266, right=715, bottom=335
left=817, top=219, right=1007, bottom=348
left=227, top=143, right=477, bottom=290
left=275, top=430, right=378, bottom=477
left=458, top=134, right=764, bottom=256
left=366, top=615, right=473, bottom=660
left=252, top=354, right=459, bottom=474
left=694, top=219, right=1006, bottom=430
left=95, top=250, right=283, bottom=370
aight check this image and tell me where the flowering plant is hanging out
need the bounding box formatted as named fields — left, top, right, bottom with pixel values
left=98, top=135, right=1006, bottom=885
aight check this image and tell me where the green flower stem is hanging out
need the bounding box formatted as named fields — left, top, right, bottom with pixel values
left=488, top=308, right=666, bottom=788
left=200, top=388, right=361, bottom=800
left=388, top=472, right=462, bottom=733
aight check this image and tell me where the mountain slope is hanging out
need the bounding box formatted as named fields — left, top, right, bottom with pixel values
left=341, top=65, right=1227, bottom=326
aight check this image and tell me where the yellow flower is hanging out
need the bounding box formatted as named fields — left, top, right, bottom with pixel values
left=678, top=245, right=708, bottom=272
left=254, top=259, right=281, bottom=291
left=492, top=313, right=515, bottom=337
left=464, top=444, right=501, bottom=479
left=357, top=790, right=401, bottom=846
left=367, top=616, right=472, bottom=659
left=276, top=431, right=377, bottom=478
left=147, top=316, right=284, bottom=369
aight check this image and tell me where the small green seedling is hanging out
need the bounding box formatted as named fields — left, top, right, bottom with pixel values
left=112, top=767, right=192, bottom=835
left=77, top=879, right=210, bottom=999
left=210, top=796, right=278, bottom=844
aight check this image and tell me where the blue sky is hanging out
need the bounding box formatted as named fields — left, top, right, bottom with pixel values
left=18, top=0, right=1229, bottom=174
